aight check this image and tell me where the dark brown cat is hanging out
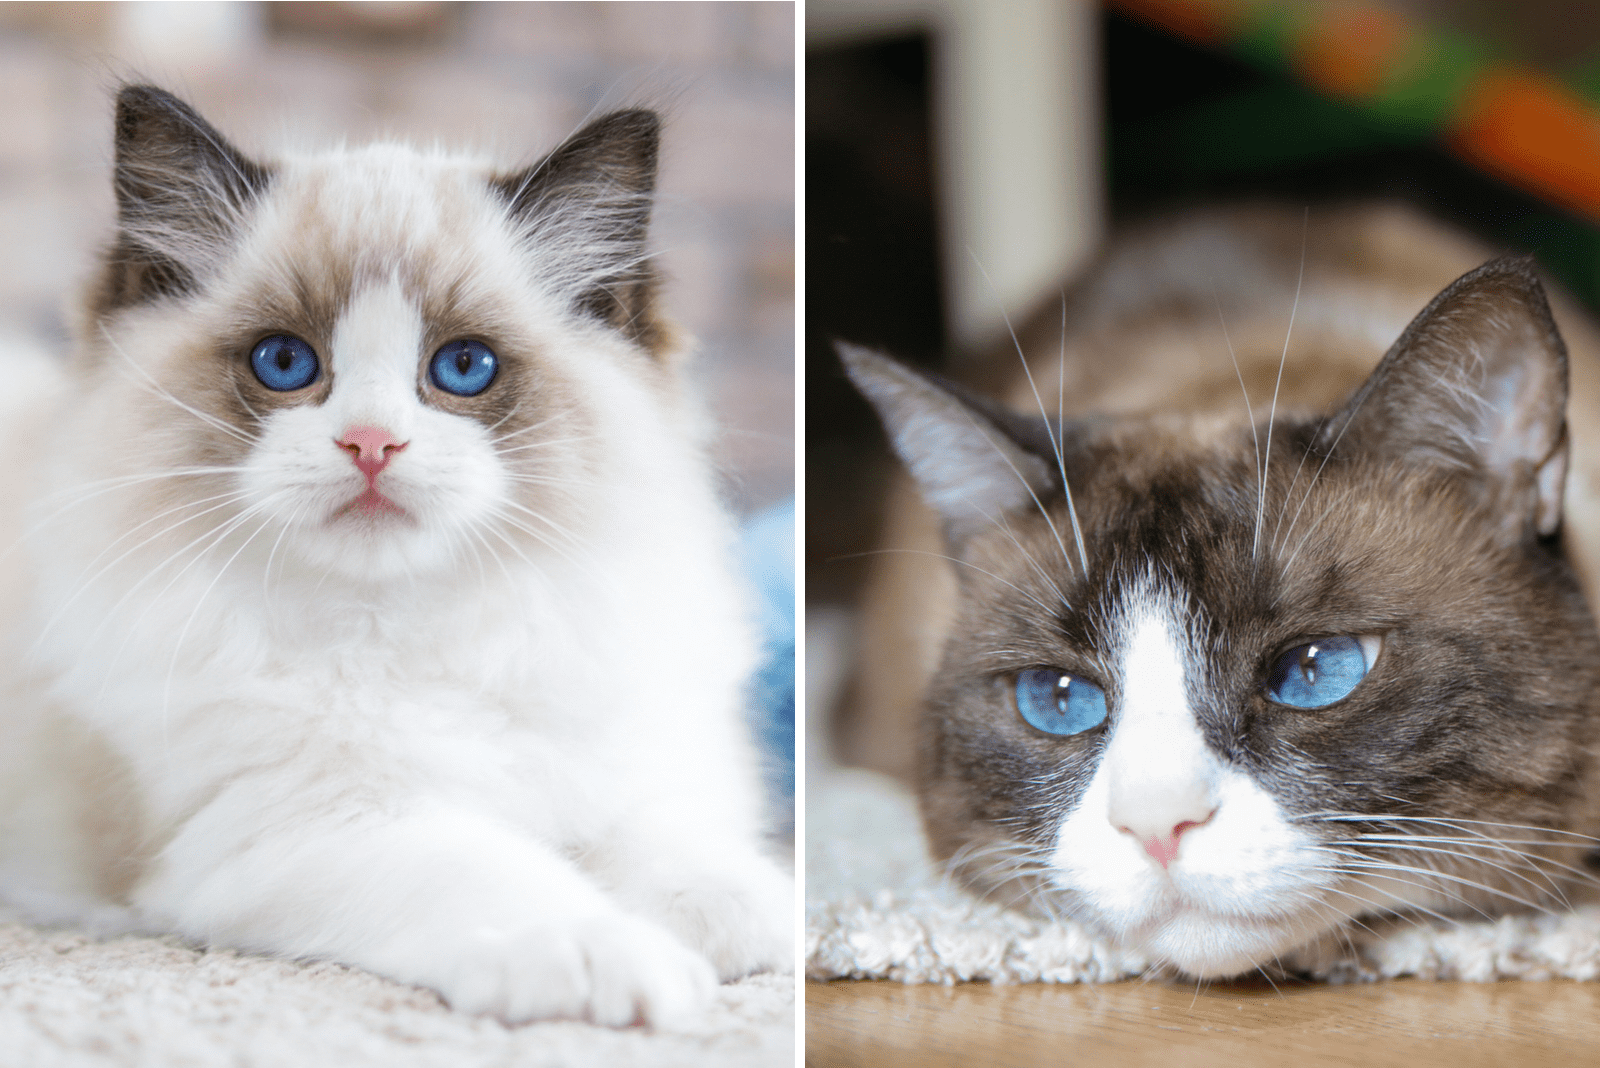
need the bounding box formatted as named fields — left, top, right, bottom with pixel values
left=842, top=205, right=1600, bottom=976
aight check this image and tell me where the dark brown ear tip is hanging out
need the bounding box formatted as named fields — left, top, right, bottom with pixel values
left=1461, top=255, right=1548, bottom=295
left=595, top=108, right=659, bottom=132
left=114, top=84, right=187, bottom=120
left=575, top=108, right=660, bottom=152
left=616, top=107, right=660, bottom=125
left=117, top=83, right=173, bottom=104
left=113, top=84, right=208, bottom=147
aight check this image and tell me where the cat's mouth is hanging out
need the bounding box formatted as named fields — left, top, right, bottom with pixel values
left=332, top=487, right=411, bottom=523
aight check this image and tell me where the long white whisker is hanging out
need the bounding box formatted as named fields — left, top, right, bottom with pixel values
left=162, top=507, right=279, bottom=731
left=31, top=489, right=258, bottom=654
left=1255, top=210, right=1307, bottom=557
left=493, top=435, right=599, bottom=457
left=1212, top=289, right=1260, bottom=557
left=100, top=327, right=257, bottom=447
left=973, top=253, right=1089, bottom=577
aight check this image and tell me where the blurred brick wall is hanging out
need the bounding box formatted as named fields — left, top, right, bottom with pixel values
left=0, top=1, right=794, bottom=511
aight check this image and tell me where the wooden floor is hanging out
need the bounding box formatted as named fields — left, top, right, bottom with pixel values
left=807, top=977, right=1600, bottom=1067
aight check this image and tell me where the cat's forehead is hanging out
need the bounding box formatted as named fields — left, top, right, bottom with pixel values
left=244, top=145, right=518, bottom=287
left=956, top=415, right=1508, bottom=658
left=209, top=144, right=543, bottom=342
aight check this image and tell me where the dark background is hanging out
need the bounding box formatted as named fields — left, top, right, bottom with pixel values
left=806, top=7, right=1600, bottom=604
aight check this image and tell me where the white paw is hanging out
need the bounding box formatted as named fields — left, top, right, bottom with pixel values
left=653, top=862, right=794, bottom=980
left=382, top=913, right=717, bottom=1027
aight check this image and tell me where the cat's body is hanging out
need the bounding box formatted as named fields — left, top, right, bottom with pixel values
left=843, top=204, right=1600, bottom=978
left=0, top=86, right=790, bottom=1026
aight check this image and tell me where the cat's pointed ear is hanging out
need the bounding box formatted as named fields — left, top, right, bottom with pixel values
left=102, top=85, right=273, bottom=311
left=492, top=109, right=664, bottom=353
left=840, top=343, right=1058, bottom=542
left=1318, top=257, right=1569, bottom=537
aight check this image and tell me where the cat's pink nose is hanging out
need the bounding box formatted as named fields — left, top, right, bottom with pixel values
left=1124, top=813, right=1214, bottom=870
left=337, top=425, right=408, bottom=479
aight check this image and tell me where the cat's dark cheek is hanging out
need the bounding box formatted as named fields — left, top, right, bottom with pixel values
left=1239, top=640, right=1493, bottom=813
left=924, top=675, right=1099, bottom=836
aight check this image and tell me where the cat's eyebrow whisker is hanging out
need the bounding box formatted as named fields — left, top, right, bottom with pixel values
left=1272, top=447, right=1338, bottom=560
left=1277, top=496, right=1342, bottom=575
left=950, top=493, right=1075, bottom=612
left=951, top=407, right=1080, bottom=582
left=1273, top=319, right=1412, bottom=559
left=1268, top=447, right=1320, bottom=558
left=1057, top=293, right=1067, bottom=494
left=1255, top=212, right=1307, bottom=561
left=975, top=253, right=1090, bottom=578
left=1211, top=288, right=1263, bottom=563
left=984, top=513, right=1073, bottom=612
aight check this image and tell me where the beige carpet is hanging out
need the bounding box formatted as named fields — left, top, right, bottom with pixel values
left=0, top=920, right=794, bottom=1067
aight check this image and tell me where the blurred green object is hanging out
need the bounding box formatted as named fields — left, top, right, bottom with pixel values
left=1106, top=0, right=1600, bottom=313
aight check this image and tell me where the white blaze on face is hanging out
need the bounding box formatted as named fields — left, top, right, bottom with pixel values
left=1048, top=592, right=1336, bottom=977
left=1105, top=608, right=1220, bottom=863
left=328, top=278, right=425, bottom=435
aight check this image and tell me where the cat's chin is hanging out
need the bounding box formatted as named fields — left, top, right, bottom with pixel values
left=1127, top=903, right=1341, bottom=979
left=288, top=516, right=464, bottom=584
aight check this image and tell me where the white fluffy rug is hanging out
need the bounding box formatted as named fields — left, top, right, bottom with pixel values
left=803, top=610, right=1600, bottom=987
left=0, top=920, right=794, bottom=1067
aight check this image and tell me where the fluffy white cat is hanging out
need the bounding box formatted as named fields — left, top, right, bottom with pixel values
left=0, top=85, right=791, bottom=1027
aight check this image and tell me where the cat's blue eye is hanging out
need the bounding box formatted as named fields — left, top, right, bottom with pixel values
left=430, top=340, right=498, bottom=397
left=1014, top=669, right=1107, bottom=736
left=1266, top=635, right=1377, bottom=708
left=250, top=335, right=319, bottom=392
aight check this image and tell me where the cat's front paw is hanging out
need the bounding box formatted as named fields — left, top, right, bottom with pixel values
left=651, top=861, right=794, bottom=980
left=385, top=913, right=717, bottom=1027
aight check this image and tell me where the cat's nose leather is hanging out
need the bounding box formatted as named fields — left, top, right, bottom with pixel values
left=1124, top=813, right=1215, bottom=869
left=337, top=425, right=408, bottom=479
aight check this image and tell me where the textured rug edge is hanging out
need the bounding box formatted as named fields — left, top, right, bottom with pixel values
left=805, top=763, right=1600, bottom=987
